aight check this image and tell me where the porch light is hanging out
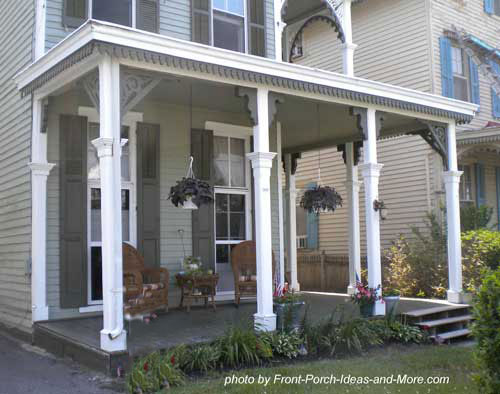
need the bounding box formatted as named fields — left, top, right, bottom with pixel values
left=373, top=199, right=388, bottom=221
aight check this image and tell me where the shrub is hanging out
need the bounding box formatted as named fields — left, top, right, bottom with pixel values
left=462, top=230, right=500, bottom=271
left=472, top=268, right=500, bottom=394
left=215, top=325, right=271, bottom=368
left=182, top=344, right=220, bottom=373
left=461, top=205, right=494, bottom=232
left=126, top=351, right=184, bottom=394
left=261, top=331, right=303, bottom=359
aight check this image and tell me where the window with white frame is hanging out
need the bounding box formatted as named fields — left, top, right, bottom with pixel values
left=63, top=0, right=159, bottom=33
left=458, top=164, right=473, bottom=203
left=451, top=46, right=470, bottom=102
left=213, top=0, right=246, bottom=52
left=211, top=130, right=251, bottom=293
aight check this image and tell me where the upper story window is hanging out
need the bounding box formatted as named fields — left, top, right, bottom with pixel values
left=63, top=0, right=159, bottom=33
left=451, top=46, right=469, bottom=102
left=440, top=37, right=480, bottom=105
left=192, top=0, right=266, bottom=57
left=485, top=0, right=500, bottom=16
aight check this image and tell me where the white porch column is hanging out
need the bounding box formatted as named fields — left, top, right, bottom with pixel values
left=247, top=88, right=277, bottom=332
left=94, top=56, right=126, bottom=351
left=444, top=121, right=464, bottom=303
left=30, top=97, right=55, bottom=322
left=341, top=0, right=357, bottom=77
left=359, top=108, right=385, bottom=315
left=284, top=153, right=299, bottom=292
left=345, top=143, right=361, bottom=295
left=277, top=123, right=285, bottom=286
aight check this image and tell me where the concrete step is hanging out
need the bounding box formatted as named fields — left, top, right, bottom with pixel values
left=416, top=315, right=473, bottom=328
left=403, top=304, right=470, bottom=319
left=430, top=328, right=471, bottom=341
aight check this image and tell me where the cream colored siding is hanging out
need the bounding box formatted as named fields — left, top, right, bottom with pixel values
left=430, top=0, right=500, bottom=128
left=0, top=0, right=35, bottom=331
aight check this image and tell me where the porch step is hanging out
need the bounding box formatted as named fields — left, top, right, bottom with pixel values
left=415, top=315, right=473, bottom=328
left=430, top=328, right=471, bottom=342
left=403, top=304, right=473, bottom=344
left=403, top=304, right=470, bottom=319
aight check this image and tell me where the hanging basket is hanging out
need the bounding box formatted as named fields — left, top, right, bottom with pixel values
left=300, top=185, right=343, bottom=214
left=168, top=177, right=214, bottom=209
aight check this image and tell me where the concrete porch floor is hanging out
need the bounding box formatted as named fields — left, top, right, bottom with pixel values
left=35, top=293, right=450, bottom=358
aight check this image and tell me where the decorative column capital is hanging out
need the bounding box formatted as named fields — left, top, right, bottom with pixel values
left=92, top=137, right=114, bottom=158
left=341, top=42, right=358, bottom=51
left=247, top=152, right=277, bottom=169
left=443, top=170, right=463, bottom=184
left=344, top=180, right=362, bottom=192
left=29, top=162, right=55, bottom=176
left=359, top=163, right=384, bottom=178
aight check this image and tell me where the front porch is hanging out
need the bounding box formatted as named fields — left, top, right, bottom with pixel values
left=33, top=293, right=449, bottom=373
left=16, top=20, right=477, bottom=355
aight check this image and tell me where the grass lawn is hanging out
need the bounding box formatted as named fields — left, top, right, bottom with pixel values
left=170, top=344, right=477, bottom=394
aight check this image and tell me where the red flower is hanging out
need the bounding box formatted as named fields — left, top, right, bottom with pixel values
left=143, top=362, right=149, bottom=372
left=170, top=355, right=176, bottom=365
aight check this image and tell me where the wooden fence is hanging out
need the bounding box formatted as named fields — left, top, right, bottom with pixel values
left=296, top=251, right=367, bottom=293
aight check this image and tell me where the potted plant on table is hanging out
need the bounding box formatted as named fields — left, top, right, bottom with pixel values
left=383, top=287, right=400, bottom=317
left=274, top=287, right=305, bottom=332
left=350, top=282, right=382, bottom=318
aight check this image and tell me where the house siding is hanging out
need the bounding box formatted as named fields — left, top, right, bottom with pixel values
left=45, top=0, right=275, bottom=58
left=430, top=0, right=500, bottom=129
left=46, top=94, right=280, bottom=318
left=0, top=0, right=35, bottom=332
left=292, top=0, right=439, bottom=254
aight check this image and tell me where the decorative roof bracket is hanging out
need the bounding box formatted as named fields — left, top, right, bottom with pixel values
left=337, top=141, right=363, bottom=165
left=410, top=121, right=449, bottom=170
left=236, top=87, right=284, bottom=126
left=282, top=152, right=302, bottom=175
left=350, top=107, right=385, bottom=140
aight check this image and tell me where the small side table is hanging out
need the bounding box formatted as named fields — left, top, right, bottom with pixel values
left=175, top=273, right=219, bottom=312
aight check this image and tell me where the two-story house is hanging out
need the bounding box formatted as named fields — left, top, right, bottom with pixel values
left=291, top=0, right=500, bottom=260
left=0, top=0, right=476, bottom=358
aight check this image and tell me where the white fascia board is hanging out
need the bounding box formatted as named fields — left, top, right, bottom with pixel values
left=15, top=20, right=478, bottom=119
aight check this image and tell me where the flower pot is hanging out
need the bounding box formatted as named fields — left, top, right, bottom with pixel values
left=359, top=303, right=374, bottom=318
left=182, top=196, right=198, bottom=210
left=383, top=296, right=400, bottom=316
left=274, top=302, right=305, bottom=331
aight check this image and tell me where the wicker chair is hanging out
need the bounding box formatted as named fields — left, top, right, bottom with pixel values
left=123, top=243, right=169, bottom=319
left=231, top=241, right=275, bottom=306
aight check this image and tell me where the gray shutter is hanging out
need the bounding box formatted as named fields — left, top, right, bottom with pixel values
left=191, top=129, right=215, bottom=271
left=59, top=115, right=88, bottom=308
left=248, top=0, right=266, bottom=57
left=63, top=0, right=88, bottom=29
left=137, top=123, right=161, bottom=268
left=192, top=0, right=211, bottom=45
left=137, top=0, right=160, bottom=33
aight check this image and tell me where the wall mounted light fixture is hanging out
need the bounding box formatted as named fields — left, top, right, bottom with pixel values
left=373, top=199, right=388, bottom=221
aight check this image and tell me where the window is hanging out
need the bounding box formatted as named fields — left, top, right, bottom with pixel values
left=192, top=0, right=266, bottom=56
left=491, top=61, right=500, bottom=118
left=451, top=46, right=469, bottom=102
left=296, top=205, right=307, bottom=249
left=92, top=0, right=132, bottom=27
left=459, top=165, right=473, bottom=203
left=212, top=129, right=251, bottom=294
left=485, top=0, right=500, bottom=16
left=496, top=0, right=500, bottom=15
left=63, top=0, right=159, bottom=32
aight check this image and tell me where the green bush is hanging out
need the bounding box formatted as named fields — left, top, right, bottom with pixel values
left=215, top=325, right=272, bottom=368
left=461, top=205, right=494, bottom=232
left=182, top=344, right=220, bottom=373
left=126, top=351, right=185, bottom=394
left=462, top=229, right=500, bottom=270
left=472, top=268, right=500, bottom=394
left=261, top=331, right=303, bottom=359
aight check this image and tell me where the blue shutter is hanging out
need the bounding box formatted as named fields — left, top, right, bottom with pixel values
left=469, top=57, right=480, bottom=105
left=496, top=168, right=500, bottom=230
left=485, top=0, right=494, bottom=14
left=305, top=182, right=319, bottom=250
left=491, top=61, right=500, bottom=118
left=440, top=37, right=454, bottom=98
left=475, top=163, right=486, bottom=207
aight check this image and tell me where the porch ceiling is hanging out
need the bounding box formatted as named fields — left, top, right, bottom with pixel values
left=15, top=20, right=477, bottom=127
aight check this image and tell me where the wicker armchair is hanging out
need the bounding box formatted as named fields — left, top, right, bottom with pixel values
left=123, top=243, right=169, bottom=319
left=231, top=241, right=275, bottom=306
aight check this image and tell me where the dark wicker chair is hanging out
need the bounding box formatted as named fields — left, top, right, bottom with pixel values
left=231, top=241, right=275, bottom=306
left=123, top=243, right=169, bottom=319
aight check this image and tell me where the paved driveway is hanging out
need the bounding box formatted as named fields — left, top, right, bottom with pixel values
left=0, top=331, right=121, bottom=394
